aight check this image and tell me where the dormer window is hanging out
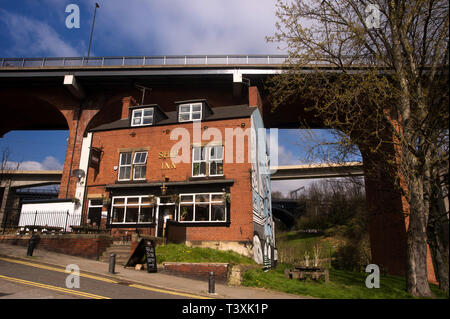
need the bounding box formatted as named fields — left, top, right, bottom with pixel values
left=178, top=103, right=202, bottom=122
left=131, top=107, right=153, bottom=126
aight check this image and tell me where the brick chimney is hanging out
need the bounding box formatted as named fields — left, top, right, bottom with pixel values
left=121, top=96, right=137, bottom=119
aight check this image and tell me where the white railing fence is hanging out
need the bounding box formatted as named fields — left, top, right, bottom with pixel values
left=17, top=210, right=82, bottom=232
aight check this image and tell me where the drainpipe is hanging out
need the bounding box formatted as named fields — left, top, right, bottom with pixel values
left=80, top=133, right=93, bottom=226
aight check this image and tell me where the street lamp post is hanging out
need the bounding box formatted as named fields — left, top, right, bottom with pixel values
left=86, top=3, right=100, bottom=64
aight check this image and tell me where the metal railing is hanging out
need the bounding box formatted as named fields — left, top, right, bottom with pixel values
left=0, top=54, right=289, bottom=69
left=1, top=210, right=82, bottom=234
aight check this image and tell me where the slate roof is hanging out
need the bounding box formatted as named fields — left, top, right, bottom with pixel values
left=89, top=104, right=257, bottom=132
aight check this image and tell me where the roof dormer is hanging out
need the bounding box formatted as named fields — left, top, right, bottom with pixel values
left=128, top=104, right=168, bottom=127
left=175, top=99, right=213, bottom=123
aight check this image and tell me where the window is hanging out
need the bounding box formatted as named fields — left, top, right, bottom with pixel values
left=131, top=107, right=153, bottom=126
left=192, top=147, right=207, bottom=177
left=178, top=103, right=202, bottom=122
left=178, top=193, right=226, bottom=222
left=118, top=152, right=132, bottom=180
left=133, top=152, right=147, bottom=180
left=111, top=196, right=154, bottom=224
left=209, top=145, right=224, bottom=176
left=118, top=151, right=147, bottom=181
left=87, top=199, right=102, bottom=227
left=192, top=145, right=223, bottom=177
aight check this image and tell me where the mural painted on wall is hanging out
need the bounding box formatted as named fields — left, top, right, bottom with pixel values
left=250, top=110, right=275, bottom=264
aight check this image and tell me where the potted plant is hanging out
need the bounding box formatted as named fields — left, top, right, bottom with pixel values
left=180, top=206, right=188, bottom=221
left=222, top=193, right=231, bottom=204
left=102, top=196, right=111, bottom=206
left=169, top=194, right=180, bottom=205
left=148, top=195, right=157, bottom=205
left=71, top=197, right=80, bottom=207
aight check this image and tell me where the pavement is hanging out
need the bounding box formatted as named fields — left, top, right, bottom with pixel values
left=0, top=243, right=307, bottom=299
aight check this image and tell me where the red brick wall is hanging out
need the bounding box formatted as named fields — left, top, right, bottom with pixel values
left=163, top=262, right=229, bottom=283
left=0, top=235, right=113, bottom=260
left=87, top=117, right=254, bottom=243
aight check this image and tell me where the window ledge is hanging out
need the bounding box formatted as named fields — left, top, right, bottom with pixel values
left=188, top=176, right=226, bottom=181
left=168, top=221, right=230, bottom=227
left=115, top=179, right=148, bottom=184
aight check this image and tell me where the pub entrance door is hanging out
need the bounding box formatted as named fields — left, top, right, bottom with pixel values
left=156, top=197, right=175, bottom=238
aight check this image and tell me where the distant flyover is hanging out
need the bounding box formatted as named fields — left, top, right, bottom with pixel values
left=270, top=162, right=364, bottom=180
left=1, top=170, right=62, bottom=225
left=1, top=170, right=63, bottom=188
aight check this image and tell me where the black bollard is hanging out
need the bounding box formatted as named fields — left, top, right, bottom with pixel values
left=109, top=253, right=116, bottom=274
left=27, top=235, right=39, bottom=256
left=208, top=271, right=215, bottom=294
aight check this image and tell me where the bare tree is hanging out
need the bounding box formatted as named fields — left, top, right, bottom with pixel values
left=0, top=147, right=21, bottom=229
left=267, top=0, right=449, bottom=297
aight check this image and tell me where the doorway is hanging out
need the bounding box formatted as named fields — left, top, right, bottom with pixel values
left=156, top=197, right=175, bottom=238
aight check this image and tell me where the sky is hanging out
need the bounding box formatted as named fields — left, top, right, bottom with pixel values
left=0, top=0, right=361, bottom=196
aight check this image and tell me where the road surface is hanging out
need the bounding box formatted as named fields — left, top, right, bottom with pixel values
left=0, top=256, right=208, bottom=299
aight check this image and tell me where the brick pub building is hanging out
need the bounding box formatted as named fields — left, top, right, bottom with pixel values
left=80, top=96, right=275, bottom=264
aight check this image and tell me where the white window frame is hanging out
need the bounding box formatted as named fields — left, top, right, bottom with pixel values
left=132, top=151, right=148, bottom=180
left=110, top=195, right=155, bottom=224
left=192, top=146, right=207, bottom=177
left=131, top=107, right=154, bottom=127
left=208, top=145, right=224, bottom=177
left=178, top=103, right=202, bottom=122
left=118, top=152, right=132, bottom=181
left=87, top=199, right=103, bottom=225
left=178, top=192, right=226, bottom=223
left=192, top=145, right=224, bottom=177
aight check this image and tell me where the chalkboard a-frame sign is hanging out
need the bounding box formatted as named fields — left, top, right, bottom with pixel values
left=125, top=238, right=157, bottom=273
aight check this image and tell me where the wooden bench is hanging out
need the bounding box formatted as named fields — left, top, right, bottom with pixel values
left=285, top=267, right=329, bottom=283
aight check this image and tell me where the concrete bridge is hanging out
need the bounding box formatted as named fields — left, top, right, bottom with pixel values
left=270, top=162, right=364, bottom=180
left=0, top=170, right=62, bottom=226
left=0, top=54, right=423, bottom=278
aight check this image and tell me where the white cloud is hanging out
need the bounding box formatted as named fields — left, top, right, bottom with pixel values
left=5, top=156, right=64, bottom=171
left=0, top=9, right=80, bottom=57
left=277, top=145, right=301, bottom=166
left=93, top=0, right=282, bottom=55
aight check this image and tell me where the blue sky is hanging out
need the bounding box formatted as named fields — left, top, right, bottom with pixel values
left=0, top=0, right=361, bottom=195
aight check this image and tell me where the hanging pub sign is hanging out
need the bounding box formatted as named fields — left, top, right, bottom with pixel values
left=125, top=238, right=157, bottom=273
left=89, top=147, right=102, bottom=170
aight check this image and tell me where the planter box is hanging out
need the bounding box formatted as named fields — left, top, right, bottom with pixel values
left=162, top=262, right=229, bottom=283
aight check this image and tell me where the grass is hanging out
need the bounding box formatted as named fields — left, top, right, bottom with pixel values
left=154, top=243, right=256, bottom=265
left=150, top=241, right=449, bottom=299
left=241, top=263, right=449, bottom=299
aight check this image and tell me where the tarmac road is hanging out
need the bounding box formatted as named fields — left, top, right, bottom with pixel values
left=0, top=257, right=202, bottom=299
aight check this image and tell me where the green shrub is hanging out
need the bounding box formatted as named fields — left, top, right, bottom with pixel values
left=332, top=234, right=371, bottom=272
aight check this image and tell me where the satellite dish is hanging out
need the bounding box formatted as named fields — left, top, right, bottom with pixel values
left=72, top=169, right=85, bottom=181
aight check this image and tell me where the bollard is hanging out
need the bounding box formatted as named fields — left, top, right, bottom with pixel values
left=109, top=253, right=116, bottom=274
left=27, top=235, right=39, bottom=257
left=208, top=271, right=215, bottom=294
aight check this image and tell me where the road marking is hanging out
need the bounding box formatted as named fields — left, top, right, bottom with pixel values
left=0, top=256, right=212, bottom=299
left=0, top=274, right=110, bottom=299
left=0, top=257, right=119, bottom=284
left=129, top=284, right=213, bottom=299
